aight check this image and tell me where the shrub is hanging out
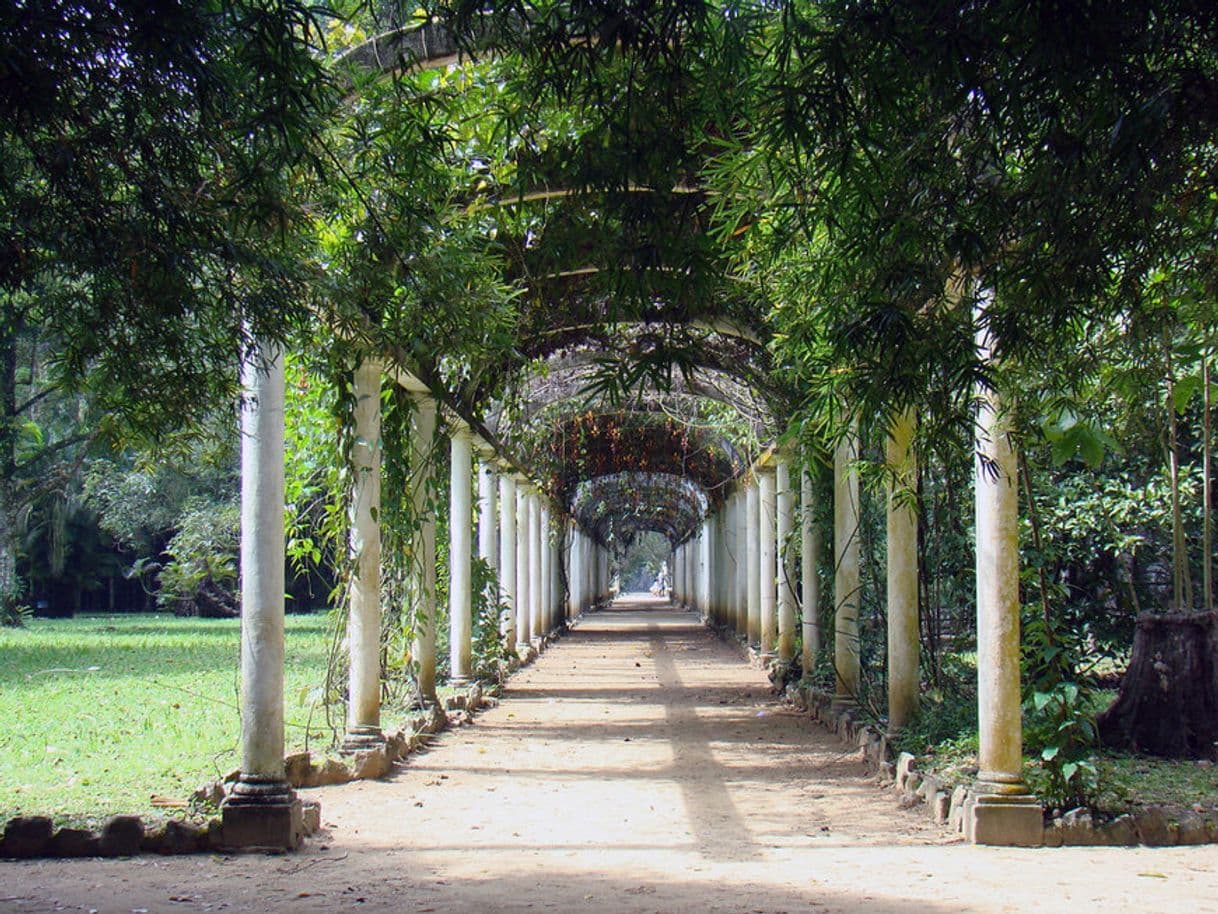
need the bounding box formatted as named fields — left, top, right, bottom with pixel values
left=157, top=498, right=240, bottom=617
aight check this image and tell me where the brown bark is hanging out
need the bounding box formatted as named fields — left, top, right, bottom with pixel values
left=1098, top=610, right=1218, bottom=758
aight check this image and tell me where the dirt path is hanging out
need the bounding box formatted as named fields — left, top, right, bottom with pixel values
left=2, top=597, right=1216, bottom=913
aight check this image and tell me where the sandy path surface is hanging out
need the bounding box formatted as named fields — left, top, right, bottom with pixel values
left=2, top=597, right=1215, bottom=913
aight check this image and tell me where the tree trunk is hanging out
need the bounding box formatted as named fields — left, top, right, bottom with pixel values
left=1098, top=610, right=1218, bottom=758
left=0, top=321, right=22, bottom=625
left=1203, top=353, right=1212, bottom=611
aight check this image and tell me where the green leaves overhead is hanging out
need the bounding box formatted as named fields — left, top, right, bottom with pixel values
left=1, top=0, right=335, bottom=442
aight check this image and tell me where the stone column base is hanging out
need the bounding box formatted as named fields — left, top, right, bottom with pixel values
left=221, top=778, right=302, bottom=851
left=830, top=692, right=857, bottom=713
left=341, top=725, right=385, bottom=754
left=965, top=792, right=1044, bottom=846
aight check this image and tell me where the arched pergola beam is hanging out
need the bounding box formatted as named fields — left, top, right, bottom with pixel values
left=571, top=471, right=709, bottom=548
left=505, top=355, right=772, bottom=417
left=336, top=21, right=472, bottom=76
left=484, top=340, right=779, bottom=444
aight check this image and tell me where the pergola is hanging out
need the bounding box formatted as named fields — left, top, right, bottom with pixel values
left=223, top=17, right=1039, bottom=850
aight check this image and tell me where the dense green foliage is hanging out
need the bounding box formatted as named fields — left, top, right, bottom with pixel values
left=2, top=0, right=1216, bottom=815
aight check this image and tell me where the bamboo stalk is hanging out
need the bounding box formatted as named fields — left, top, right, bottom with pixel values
left=1204, top=353, right=1212, bottom=611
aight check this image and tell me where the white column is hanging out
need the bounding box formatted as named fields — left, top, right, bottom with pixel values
left=594, top=545, right=601, bottom=603
left=746, top=481, right=761, bottom=645
left=801, top=465, right=822, bottom=678
left=684, top=542, right=693, bottom=608
left=588, top=536, right=596, bottom=606
left=345, top=358, right=383, bottom=749
left=759, top=468, right=777, bottom=656
left=228, top=340, right=294, bottom=842
left=722, top=508, right=732, bottom=624
left=411, top=393, right=439, bottom=704
left=711, top=511, right=716, bottom=628
left=834, top=423, right=861, bottom=705
left=575, top=532, right=585, bottom=612
left=887, top=408, right=919, bottom=732
left=568, top=524, right=581, bottom=618
left=498, top=473, right=517, bottom=646
left=676, top=546, right=683, bottom=605
left=551, top=518, right=561, bottom=627
left=974, top=341, right=1026, bottom=789
left=717, top=504, right=729, bottom=626
left=515, top=481, right=531, bottom=650
left=539, top=501, right=551, bottom=638
left=585, top=535, right=594, bottom=608
left=735, top=490, right=748, bottom=637
left=699, top=520, right=712, bottom=619
left=776, top=456, right=796, bottom=663
left=976, top=411, right=1022, bottom=784
left=968, top=304, right=1041, bottom=845
left=449, top=426, right=473, bottom=684
left=529, top=491, right=542, bottom=645
left=478, top=458, right=498, bottom=576
left=688, top=534, right=697, bottom=609
left=588, top=538, right=597, bottom=606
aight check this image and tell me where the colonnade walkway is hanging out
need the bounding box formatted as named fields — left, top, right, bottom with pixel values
left=3, top=597, right=1213, bottom=914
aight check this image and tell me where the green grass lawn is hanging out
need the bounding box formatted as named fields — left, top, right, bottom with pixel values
left=0, top=613, right=333, bottom=827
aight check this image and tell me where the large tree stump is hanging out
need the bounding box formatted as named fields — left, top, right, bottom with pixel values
left=1098, top=610, right=1218, bottom=758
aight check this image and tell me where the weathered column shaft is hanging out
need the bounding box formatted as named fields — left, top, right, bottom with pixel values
left=700, top=521, right=712, bottom=616
left=686, top=540, right=695, bottom=608
left=411, top=395, right=439, bottom=703
left=529, top=492, right=542, bottom=644
left=691, top=529, right=700, bottom=611
left=595, top=540, right=602, bottom=603
left=478, top=459, right=498, bottom=575
left=713, top=511, right=724, bottom=624
left=568, top=525, right=581, bottom=617
left=887, top=408, right=919, bottom=732
left=967, top=303, right=1042, bottom=847
left=746, top=481, right=761, bottom=645
left=345, top=358, right=383, bottom=747
left=776, top=458, right=796, bottom=662
left=682, top=543, right=691, bottom=609
left=515, top=483, right=531, bottom=648
left=551, top=519, right=561, bottom=627
left=237, top=342, right=287, bottom=780
left=449, top=426, right=473, bottom=684
left=759, top=470, right=777, bottom=655
left=225, top=339, right=298, bottom=849
left=735, top=490, right=748, bottom=637
left=801, top=465, right=822, bottom=677
left=834, top=424, right=861, bottom=703
left=975, top=374, right=1025, bottom=784
left=498, top=474, right=517, bottom=645
left=576, top=533, right=586, bottom=612
left=538, top=501, right=551, bottom=638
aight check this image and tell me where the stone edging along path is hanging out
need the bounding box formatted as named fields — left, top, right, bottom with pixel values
left=0, top=667, right=512, bottom=860
left=786, top=682, right=1218, bottom=848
